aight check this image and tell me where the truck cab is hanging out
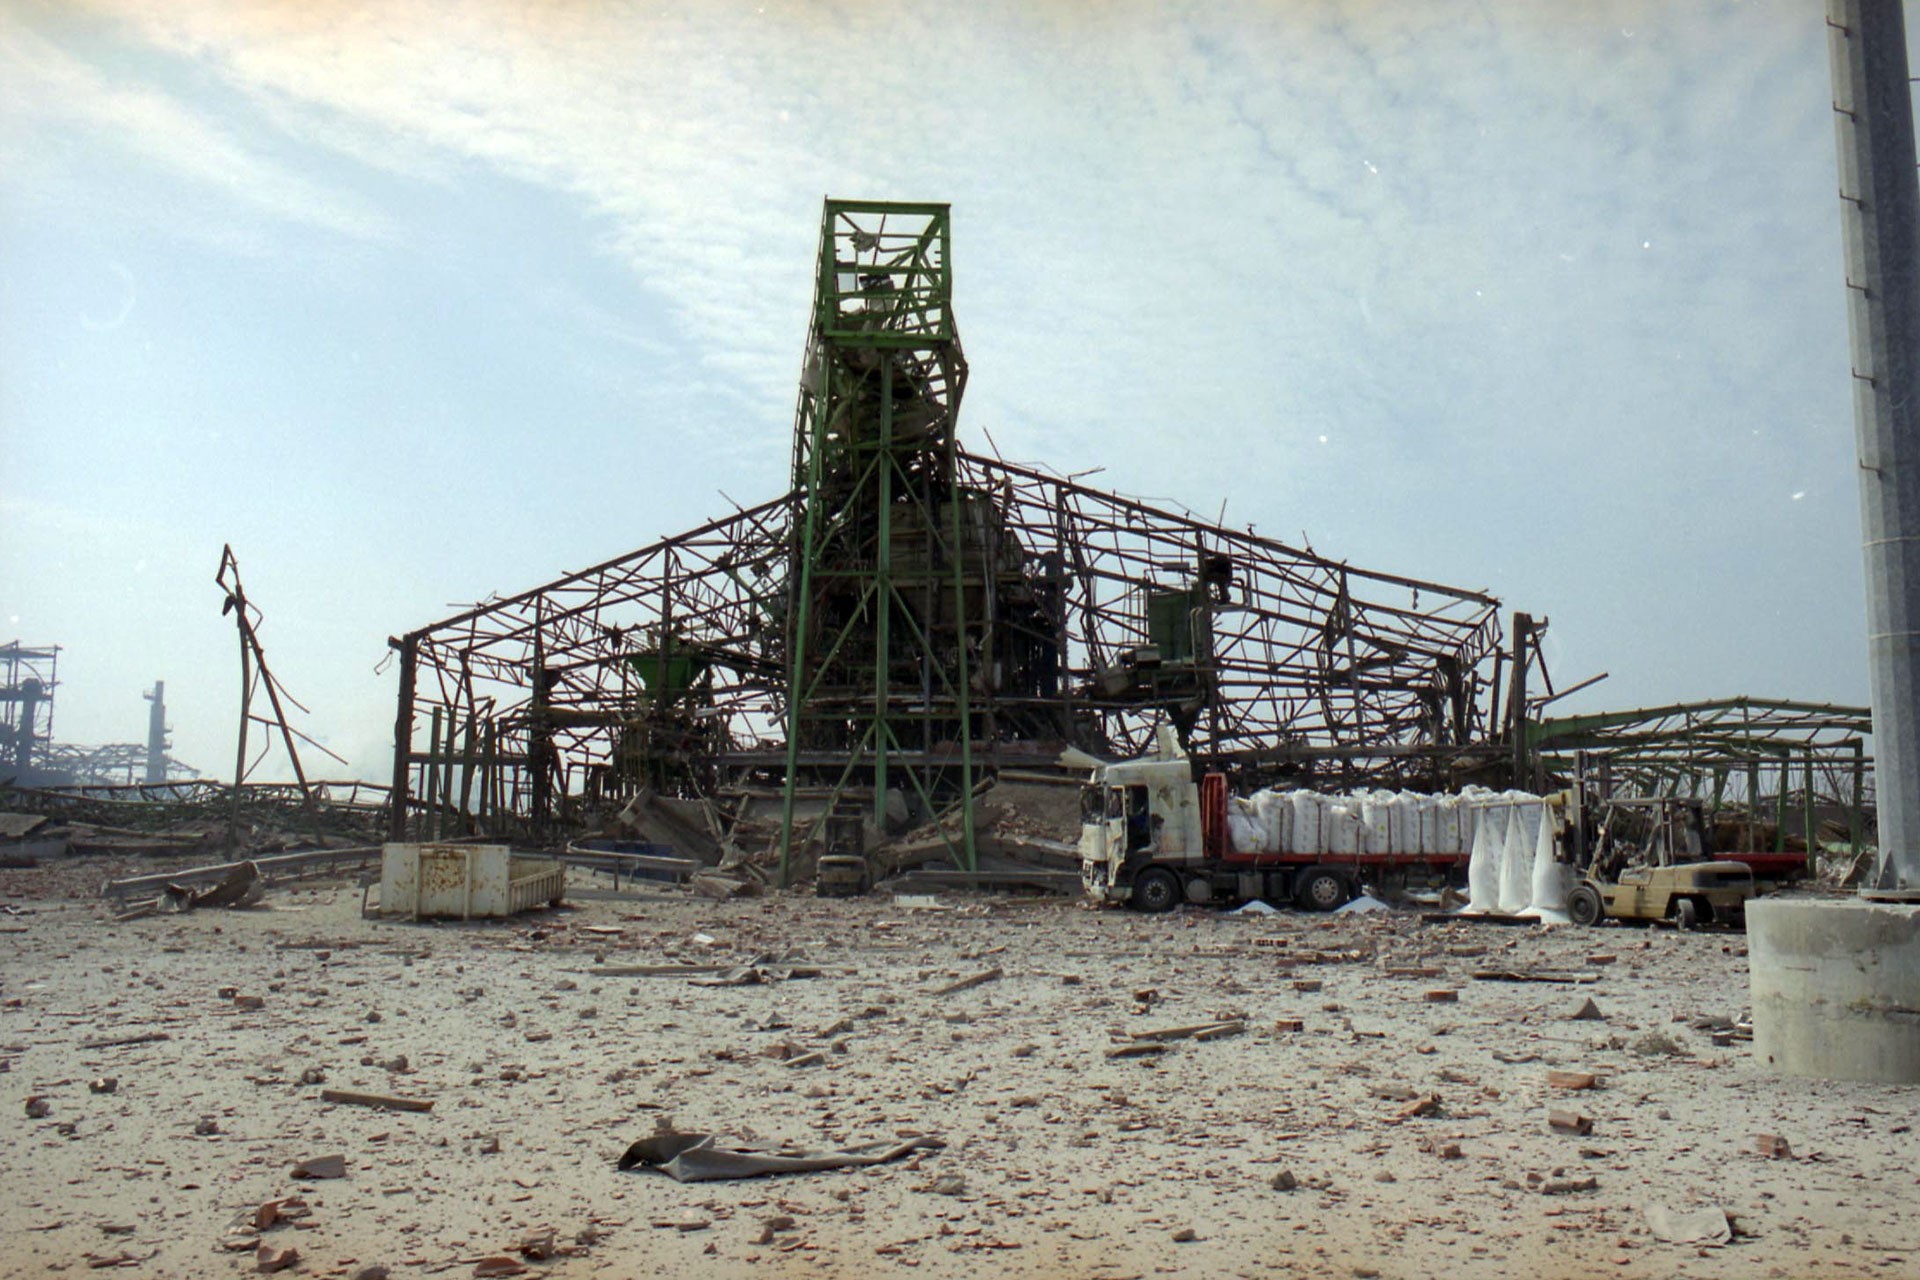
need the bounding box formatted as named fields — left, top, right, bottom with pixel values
left=1079, top=726, right=1206, bottom=909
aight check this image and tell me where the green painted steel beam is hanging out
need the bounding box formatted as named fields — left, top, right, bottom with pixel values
left=1529, top=696, right=1873, bottom=748
left=780, top=198, right=978, bottom=881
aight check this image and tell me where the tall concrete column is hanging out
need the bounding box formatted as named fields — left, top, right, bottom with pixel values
left=1830, top=0, right=1920, bottom=892
left=1751, top=1, right=1920, bottom=1083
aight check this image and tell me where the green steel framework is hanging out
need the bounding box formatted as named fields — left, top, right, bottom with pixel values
left=381, top=202, right=1516, bottom=857
left=778, top=201, right=977, bottom=880
left=1528, top=697, right=1875, bottom=859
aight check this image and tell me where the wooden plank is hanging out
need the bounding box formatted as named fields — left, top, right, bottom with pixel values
left=1471, top=969, right=1600, bottom=985
left=80, top=1032, right=173, bottom=1051
left=319, top=1089, right=433, bottom=1113
left=933, top=967, right=1003, bottom=997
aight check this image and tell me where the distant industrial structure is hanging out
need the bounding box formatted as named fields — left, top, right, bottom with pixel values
left=0, top=642, right=57, bottom=782
left=0, top=642, right=194, bottom=787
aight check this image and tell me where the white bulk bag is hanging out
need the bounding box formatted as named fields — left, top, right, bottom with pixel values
left=1527, top=805, right=1571, bottom=921
left=1497, top=803, right=1536, bottom=916
left=1416, top=795, right=1437, bottom=854
left=1510, top=792, right=1546, bottom=861
left=1227, top=807, right=1261, bottom=855
left=1466, top=804, right=1503, bottom=912
left=1254, top=789, right=1290, bottom=854
left=1326, top=801, right=1360, bottom=856
left=1434, top=795, right=1463, bottom=855
left=1394, top=794, right=1421, bottom=853
left=1287, top=791, right=1324, bottom=856
left=1358, top=793, right=1393, bottom=854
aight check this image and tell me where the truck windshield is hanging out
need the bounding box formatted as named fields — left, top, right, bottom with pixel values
left=1080, top=787, right=1103, bottom=824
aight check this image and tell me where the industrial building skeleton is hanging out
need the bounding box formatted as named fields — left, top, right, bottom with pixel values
left=386, top=201, right=1514, bottom=872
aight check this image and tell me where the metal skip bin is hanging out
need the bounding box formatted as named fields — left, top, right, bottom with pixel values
left=380, top=843, right=566, bottom=919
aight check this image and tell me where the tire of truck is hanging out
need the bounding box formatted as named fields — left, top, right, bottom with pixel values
left=1567, top=883, right=1605, bottom=928
left=1130, top=867, right=1182, bottom=914
left=1294, top=866, right=1350, bottom=912
left=1672, top=897, right=1699, bottom=931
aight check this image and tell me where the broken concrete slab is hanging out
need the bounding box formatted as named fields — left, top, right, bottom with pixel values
left=290, top=1153, right=346, bottom=1180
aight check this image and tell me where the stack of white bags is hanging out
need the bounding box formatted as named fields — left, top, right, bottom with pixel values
left=1224, top=784, right=1570, bottom=920
left=1460, top=790, right=1571, bottom=922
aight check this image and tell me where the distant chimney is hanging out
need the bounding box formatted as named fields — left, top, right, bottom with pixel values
left=144, top=681, right=167, bottom=785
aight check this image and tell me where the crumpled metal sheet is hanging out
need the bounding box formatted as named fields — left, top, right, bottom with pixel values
left=616, top=1130, right=944, bottom=1182
left=165, top=860, right=264, bottom=912
left=687, top=963, right=822, bottom=987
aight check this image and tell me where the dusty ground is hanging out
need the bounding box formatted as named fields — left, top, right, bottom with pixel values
left=1, top=861, right=1916, bottom=1280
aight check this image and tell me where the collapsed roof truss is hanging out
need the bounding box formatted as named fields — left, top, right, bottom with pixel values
left=389, top=459, right=1507, bottom=840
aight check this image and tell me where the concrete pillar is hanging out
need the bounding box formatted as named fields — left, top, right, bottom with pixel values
left=1748, top=7, right=1920, bottom=1089
left=1750, top=898, right=1920, bottom=1083
left=1829, top=0, right=1920, bottom=891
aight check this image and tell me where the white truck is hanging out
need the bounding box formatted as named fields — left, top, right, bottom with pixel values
left=1078, top=728, right=1487, bottom=912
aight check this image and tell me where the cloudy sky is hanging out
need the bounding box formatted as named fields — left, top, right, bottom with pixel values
left=0, top=0, right=1883, bottom=783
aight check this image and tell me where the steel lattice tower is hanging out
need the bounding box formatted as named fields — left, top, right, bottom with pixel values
left=778, top=201, right=979, bottom=876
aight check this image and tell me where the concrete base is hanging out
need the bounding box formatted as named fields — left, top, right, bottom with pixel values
left=1748, top=898, right=1920, bottom=1084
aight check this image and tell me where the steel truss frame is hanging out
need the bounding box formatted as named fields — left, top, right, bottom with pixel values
left=385, top=202, right=1513, bottom=860
left=0, top=642, right=59, bottom=777
left=780, top=201, right=978, bottom=873
left=388, top=464, right=1507, bottom=847
left=34, top=742, right=197, bottom=788
left=1530, top=697, right=1876, bottom=856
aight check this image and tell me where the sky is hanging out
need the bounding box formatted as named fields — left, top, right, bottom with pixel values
left=0, top=0, right=1886, bottom=785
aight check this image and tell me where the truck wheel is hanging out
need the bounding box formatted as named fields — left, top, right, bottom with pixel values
left=1672, top=897, right=1699, bottom=931
left=1567, top=883, right=1604, bottom=928
left=1294, top=867, right=1350, bottom=913
left=1130, top=868, right=1181, bottom=914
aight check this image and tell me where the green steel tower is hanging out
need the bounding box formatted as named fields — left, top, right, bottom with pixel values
left=779, top=200, right=978, bottom=879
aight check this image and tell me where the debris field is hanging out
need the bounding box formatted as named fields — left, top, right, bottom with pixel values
left=0, top=863, right=1913, bottom=1279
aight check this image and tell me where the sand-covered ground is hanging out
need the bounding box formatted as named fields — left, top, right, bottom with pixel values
left=1, top=861, right=1915, bottom=1279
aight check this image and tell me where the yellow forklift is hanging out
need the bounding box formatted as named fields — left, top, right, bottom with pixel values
left=1565, top=796, right=1755, bottom=929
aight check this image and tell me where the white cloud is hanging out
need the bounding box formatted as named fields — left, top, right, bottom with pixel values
left=3, top=0, right=1873, bottom=725
left=0, top=9, right=394, bottom=243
